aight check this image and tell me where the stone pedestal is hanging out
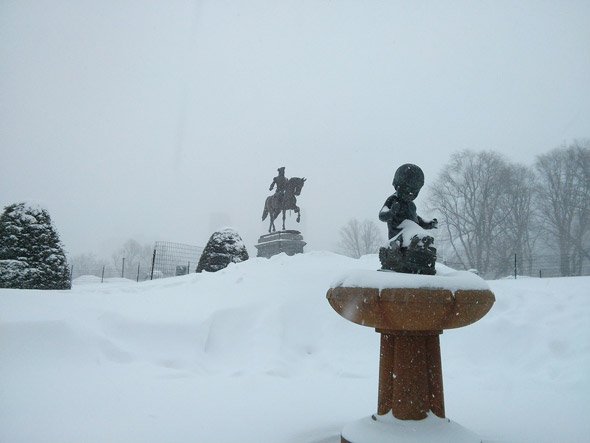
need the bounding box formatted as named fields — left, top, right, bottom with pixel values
left=376, top=329, right=444, bottom=419
left=326, top=284, right=495, bottom=442
left=255, top=230, right=306, bottom=258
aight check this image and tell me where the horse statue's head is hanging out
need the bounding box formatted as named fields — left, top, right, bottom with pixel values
left=288, top=177, right=306, bottom=196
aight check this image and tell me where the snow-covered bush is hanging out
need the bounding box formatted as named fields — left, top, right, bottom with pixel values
left=0, top=202, right=71, bottom=289
left=196, top=228, right=249, bottom=273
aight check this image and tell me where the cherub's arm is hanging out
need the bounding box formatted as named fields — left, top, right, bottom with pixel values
left=417, top=215, right=438, bottom=229
left=379, top=196, right=398, bottom=222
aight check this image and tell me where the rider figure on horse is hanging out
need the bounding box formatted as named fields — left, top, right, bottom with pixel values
left=269, top=167, right=288, bottom=209
left=263, top=167, right=306, bottom=233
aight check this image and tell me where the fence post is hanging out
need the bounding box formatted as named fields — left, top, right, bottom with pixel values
left=137, top=263, right=140, bottom=282
left=187, top=261, right=190, bottom=275
left=101, top=265, right=105, bottom=283
left=150, top=249, right=156, bottom=280
left=539, top=269, right=542, bottom=278
left=122, top=258, right=125, bottom=279
left=514, top=254, right=517, bottom=279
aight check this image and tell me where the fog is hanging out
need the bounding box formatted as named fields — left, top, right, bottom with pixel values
left=1, top=1, right=589, bottom=257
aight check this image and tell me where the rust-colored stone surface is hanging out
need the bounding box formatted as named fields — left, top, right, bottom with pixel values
left=327, top=286, right=495, bottom=424
left=376, top=330, right=444, bottom=420
left=326, top=286, right=495, bottom=331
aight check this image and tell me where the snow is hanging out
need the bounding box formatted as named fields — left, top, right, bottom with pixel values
left=331, top=263, right=490, bottom=292
left=72, top=275, right=137, bottom=285
left=5, top=202, right=45, bottom=223
left=388, top=219, right=436, bottom=248
left=342, top=413, right=481, bottom=443
left=212, top=227, right=246, bottom=250
left=1, top=251, right=589, bottom=443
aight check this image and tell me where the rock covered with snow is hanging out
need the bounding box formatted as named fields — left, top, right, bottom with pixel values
left=196, top=227, right=249, bottom=273
left=0, top=202, right=71, bottom=290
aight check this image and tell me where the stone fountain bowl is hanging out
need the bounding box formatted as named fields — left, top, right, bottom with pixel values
left=326, top=286, right=495, bottom=331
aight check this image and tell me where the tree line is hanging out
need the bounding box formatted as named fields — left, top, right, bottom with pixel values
left=68, top=239, right=154, bottom=280
left=2, top=141, right=588, bottom=289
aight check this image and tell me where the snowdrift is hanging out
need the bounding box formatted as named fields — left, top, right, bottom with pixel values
left=1, top=252, right=589, bottom=442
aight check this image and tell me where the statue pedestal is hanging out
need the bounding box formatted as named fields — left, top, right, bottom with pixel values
left=326, top=271, right=494, bottom=443
left=255, top=230, right=306, bottom=258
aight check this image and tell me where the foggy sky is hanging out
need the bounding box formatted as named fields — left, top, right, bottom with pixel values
left=2, top=1, right=590, bottom=257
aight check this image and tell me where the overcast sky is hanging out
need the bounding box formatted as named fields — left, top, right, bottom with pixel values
left=1, top=1, right=589, bottom=257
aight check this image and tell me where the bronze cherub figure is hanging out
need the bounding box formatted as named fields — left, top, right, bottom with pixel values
left=378, top=164, right=437, bottom=274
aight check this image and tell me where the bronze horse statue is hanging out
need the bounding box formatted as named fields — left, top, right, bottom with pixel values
left=262, top=177, right=306, bottom=233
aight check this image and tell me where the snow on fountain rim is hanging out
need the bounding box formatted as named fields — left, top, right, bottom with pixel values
left=330, top=263, right=490, bottom=293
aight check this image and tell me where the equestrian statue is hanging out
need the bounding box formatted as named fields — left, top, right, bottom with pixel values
left=262, top=167, right=306, bottom=233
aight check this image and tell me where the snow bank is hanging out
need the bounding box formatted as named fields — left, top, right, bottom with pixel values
left=342, top=413, right=481, bottom=443
left=1, top=252, right=589, bottom=443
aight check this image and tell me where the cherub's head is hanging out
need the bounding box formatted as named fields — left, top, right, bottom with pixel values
left=393, top=164, right=424, bottom=201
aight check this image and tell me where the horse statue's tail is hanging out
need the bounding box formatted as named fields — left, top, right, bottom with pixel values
left=262, top=200, right=269, bottom=221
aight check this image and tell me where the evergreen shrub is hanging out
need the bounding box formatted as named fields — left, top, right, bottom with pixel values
left=196, top=228, right=249, bottom=273
left=0, top=202, right=71, bottom=289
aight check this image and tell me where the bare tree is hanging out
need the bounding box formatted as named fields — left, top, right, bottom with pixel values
left=69, top=253, right=108, bottom=276
left=111, top=239, right=153, bottom=278
left=492, top=164, right=539, bottom=277
left=338, top=218, right=384, bottom=258
left=535, top=140, right=590, bottom=276
left=428, top=150, right=512, bottom=276
left=574, top=142, right=590, bottom=262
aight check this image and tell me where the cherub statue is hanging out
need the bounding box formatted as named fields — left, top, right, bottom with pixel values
left=378, top=164, right=438, bottom=274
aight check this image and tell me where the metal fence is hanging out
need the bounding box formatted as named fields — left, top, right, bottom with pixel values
left=151, top=240, right=203, bottom=279
left=70, top=246, right=588, bottom=282
left=70, top=265, right=143, bottom=282
left=70, top=241, right=203, bottom=283
left=442, top=253, right=590, bottom=279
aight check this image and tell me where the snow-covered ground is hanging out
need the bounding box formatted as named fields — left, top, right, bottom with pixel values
left=1, top=252, right=589, bottom=443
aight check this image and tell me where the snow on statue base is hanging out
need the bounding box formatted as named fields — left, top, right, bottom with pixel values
left=255, top=230, right=306, bottom=258
left=342, top=413, right=482, bottom=443
left=327, top=268, right=495, bottom=443
left=379, top=220, right=437, bottom=275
